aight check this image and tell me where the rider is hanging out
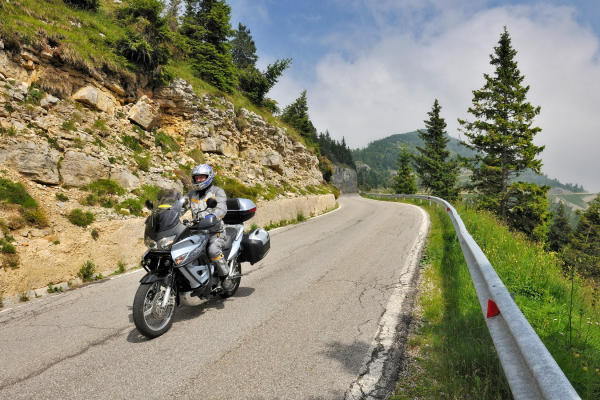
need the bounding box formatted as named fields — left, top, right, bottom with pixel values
left=185, top=164, right=229, bottom=284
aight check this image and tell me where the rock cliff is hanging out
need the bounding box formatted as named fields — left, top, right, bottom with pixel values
left=332, top=166, right=358, bottom=194
left=0, top=44, right=336, bottom=301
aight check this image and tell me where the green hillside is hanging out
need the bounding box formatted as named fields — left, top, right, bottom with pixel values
left=354, top=130, right=588, bottom=193
left=352, top=130, right=475, bottom=172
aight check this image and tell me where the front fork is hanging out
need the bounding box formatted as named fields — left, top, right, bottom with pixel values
left=160, top=269, right=175, bottom=309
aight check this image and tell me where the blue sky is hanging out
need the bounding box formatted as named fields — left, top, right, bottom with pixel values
left=228, top=0, right=600, bottom=192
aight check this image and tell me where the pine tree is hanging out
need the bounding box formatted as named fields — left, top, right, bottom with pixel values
left=280, top=90, right=317, bottom=142
left=394, top=146, right=417, bottom=194
left=182, top=0, right=237, bottom=93
left=458, top=27, right=544, bottom=218
left=505, top=181, right=551, bottom=242
left=561, top=195, right=600, bottom=278
left=413, top=99, right=460, bottom=201
left=166, top=0, right=183, bottom=31
left=231, top=23, right=257, bottom=69
left=548, top=202, right=572, bottom=252
left=237, top=59, right=291, bottom=106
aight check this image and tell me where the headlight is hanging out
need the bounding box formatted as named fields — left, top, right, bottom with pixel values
left=157, top=235, right=176, bottom=250
left=144, top=237, right=157, bottom=249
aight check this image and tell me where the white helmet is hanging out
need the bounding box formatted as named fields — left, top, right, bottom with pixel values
left=191, top=164, right=214, bottom=191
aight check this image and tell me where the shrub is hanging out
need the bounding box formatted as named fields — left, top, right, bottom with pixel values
left=91, top=229, right=99, bottom=241
left=187, top=148, right=205, bottom=164
left=133, top=153, right=152, bottom=172
left=0, top=179, right=38, bottom=209
left=133, top=185, right=161, bottom=203
left=3, top=253, right=20, bottom=268
left=297, top=212, right=305, bottom=222
left=19, top=292, right=29, bottom=302
left=53, top=240, right=60, bottom=245
left=0, top=239, right=16, bottom=254
left=118, top=198, right=143, bottom=216
left=122, top=135, right=143, bottom=152
left=115, top=260, right=127, bottom=275
left=155, top=131, right=180, bottom=153
left=67, top=209, right=95, bottom=227
left=77, top=258, right=97, bottom=282
left=63, top=0, right=100, bottom=12
left=82, top=179, right=126, bottom=196
left=61, top=120, right=77, bottom=131
left=23, top=208, right=48, bottom=227
left=56, top=193, right=69, bottom=202
left=214, top=176, right=259, bottom=202
left=47, top=284, right=64, bottom=293
left=93, top=119, right=109, bottom=134
left=26, top=88, right=44, bottom=105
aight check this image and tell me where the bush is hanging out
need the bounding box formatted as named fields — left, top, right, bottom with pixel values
left=81, top=179, right=126, bottom=196
left=133, top=184, right=161, bottom=203
left=67, top=209, right=95, bottom=227
left=0, top=179, right=38, bottom=209
left=115, top=260, right=127, bottom=275
left=56, top=193, right=69, bottom=202
left=23, top=209, right=48, bottom=227
left=91, top=229, right=99, bottom=241
left=118, top=198, right=143, bottom=216
left=0, top=239, right=16, bottom=254
left=63, top=0, right=100, bottom=11
left=77, top=258, right=97, bottom=282
left=133, top=153, right=152, bottom=172
left=214, top=176, right=259, bottom=202
left=155, top=131, right=180, bottom=153
left=3, top=253, right=20, bottom=268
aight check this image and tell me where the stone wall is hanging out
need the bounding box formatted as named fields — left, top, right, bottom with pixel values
left=332, top=166, right=358, bottom=194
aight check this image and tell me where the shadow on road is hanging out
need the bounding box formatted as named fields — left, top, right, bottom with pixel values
left=322, top=339, right=371, bottom=374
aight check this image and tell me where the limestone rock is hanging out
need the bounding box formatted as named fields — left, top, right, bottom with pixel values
left=111, top=167, right=140, bottom=189
left=0, top=140, right=60, bottom=184
left=128, top=96, right=158, bottom=130
left=332, top=166, right=358, bottom=194
left=72, top=86, right=115, bottom=114
left=60, top=150, right=111, bottom=186
left=262, top=150, right=284, bottom=174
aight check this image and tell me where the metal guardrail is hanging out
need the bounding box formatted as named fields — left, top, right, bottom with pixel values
left=367, top=193, right=580, bottom=400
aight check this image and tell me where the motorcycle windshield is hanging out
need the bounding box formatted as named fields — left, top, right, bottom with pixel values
left=151, top=189, right=185, bottom=232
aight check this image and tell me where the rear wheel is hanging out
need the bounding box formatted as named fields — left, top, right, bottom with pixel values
left=220, top=258, right=241, bottom=298
left=133, top=282, right=177, bottom=338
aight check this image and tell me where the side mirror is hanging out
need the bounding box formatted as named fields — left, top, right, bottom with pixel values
left=182, top=197, right=189, bottom=208
left=206, top=198, right=217, bottom=208
left=145, top=200, right=154, bottom=210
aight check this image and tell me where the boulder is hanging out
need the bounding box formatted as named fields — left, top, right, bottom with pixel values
left=111, top=167, right=140, bottom=189
left=154, top=78, right=195, bottom=100
left=200, top=137, right=217, bottom=153
left=60, top=150, right=111, bottom=186
left=0, top=140, right=60, bottom=184
left=262, top=150, right=284, bottom=174
left=127, top=96, right=158, bottom=130
left=72, top=86, right=116, bottom=114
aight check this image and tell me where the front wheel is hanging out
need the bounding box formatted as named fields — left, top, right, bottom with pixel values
left=133, top=282, right=177, bottom=339
left=220, top=258, right=242, bottom=298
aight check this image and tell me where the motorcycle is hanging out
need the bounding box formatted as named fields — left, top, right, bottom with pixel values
left=132, top=190, right=270, bottom=338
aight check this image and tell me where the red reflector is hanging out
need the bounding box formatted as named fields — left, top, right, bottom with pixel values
left=447, top=207, right=450, bottom=212
left=487, top=299, right=500, bottom=318
left=428, top=196, right=430, bottom=199
left=249, top=207, right=257, bottom=213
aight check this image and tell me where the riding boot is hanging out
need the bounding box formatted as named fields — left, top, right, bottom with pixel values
left=212, top=255, right=229, bottom=278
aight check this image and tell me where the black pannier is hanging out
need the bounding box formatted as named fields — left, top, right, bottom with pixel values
left=223, top=198, right=256, bottom=224
left=240, top=228, right=270, bottom=265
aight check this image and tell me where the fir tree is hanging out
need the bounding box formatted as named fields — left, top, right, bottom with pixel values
left=182, top=0, right=237, bottom=93
left=394, top=146, right=417, bottom=194
left=458, top=27, right=544, bottom=218
left=166, top=0, right=183, bottom=31
left=231, top=23, right=257, bottom=69
left=413, top=99, right=460, bottom=201
left=237, top=59, right=291, bottom=106
left=561, top=195, right=600, bottom=278
left=548, top=202, right=572, bottom=252
left=280, top=90, right=317, bottom=142
left=505, top=182, right=551, bottom=242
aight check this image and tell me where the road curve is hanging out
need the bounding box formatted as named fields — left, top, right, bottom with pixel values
left=0, top=194, right=428, bottom=400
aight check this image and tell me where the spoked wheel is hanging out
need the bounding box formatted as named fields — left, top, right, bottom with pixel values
left=220, top=258, right=242, bottom=298
left=133, top=282, right=177, bottom=338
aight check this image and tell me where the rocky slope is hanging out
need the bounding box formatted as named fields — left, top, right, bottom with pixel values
left=0, top=43, right=334, bottom=302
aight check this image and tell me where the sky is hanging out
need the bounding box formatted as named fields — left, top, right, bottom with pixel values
left=228, top=0, right=600, bottom=192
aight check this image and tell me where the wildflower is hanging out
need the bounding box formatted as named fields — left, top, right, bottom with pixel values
left=596, top=369, right=599, bottom=372
left=553, top=319, right=557, bottom=321
left=559, top=332, right=564, bottom=336
left=584, top=367, right=588, bottom=371
left=575, top=353, right=580, bottom=357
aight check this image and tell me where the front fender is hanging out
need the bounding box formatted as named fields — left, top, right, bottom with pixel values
left=139, top=271, right=171, bottom=285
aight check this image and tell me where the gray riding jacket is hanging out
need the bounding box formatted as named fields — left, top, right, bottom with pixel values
left=186, top=185, right=227, bottom=233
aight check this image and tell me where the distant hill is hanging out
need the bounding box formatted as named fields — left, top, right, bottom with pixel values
left=353, top=130, right=587, bottom=193
left=352, top=131, right=475, bottom=172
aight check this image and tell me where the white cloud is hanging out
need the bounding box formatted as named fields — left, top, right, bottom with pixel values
left=269, top=3, right=600, bottom=192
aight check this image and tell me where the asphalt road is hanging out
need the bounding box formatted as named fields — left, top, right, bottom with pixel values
left=0, top=194, right=428, bottom=400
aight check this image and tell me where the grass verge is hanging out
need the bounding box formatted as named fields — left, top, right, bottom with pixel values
left=365, top=195, right=600, bottom=399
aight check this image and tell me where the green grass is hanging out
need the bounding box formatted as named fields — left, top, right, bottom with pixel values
left=366, top=195, right=600, bottom=399
left=67, top=208, right=95, bottom=227
left=0, top=178, right=38, bottom=209
left=154, top=131, right=180, bottom=154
